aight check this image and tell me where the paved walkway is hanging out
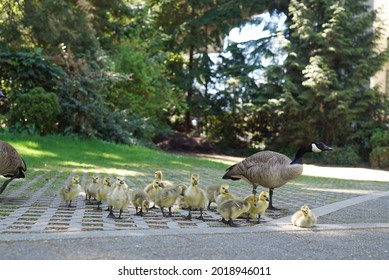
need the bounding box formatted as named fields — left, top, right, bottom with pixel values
left=0, top=161, right=388, bottom=259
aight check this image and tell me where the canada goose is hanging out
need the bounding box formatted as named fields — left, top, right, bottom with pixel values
left=291, top=205, right=317, bottom=228
left=107, top=177, right=129, bottom=219
left=144, top=171, right=173, bottom=209
left=184, top=174, right=208, bottom=221
left=217, top=194, right=256, bottom=227
left=155, top=182, right=186, bottom=217
left=214, top=184, right=236, bottom=206
left=129, top=189, right=150, bottom=216
left=95, top=176, right=112, bottom=210
left=60, top=175, right=82, bottom=207
left=85, top=175, right=100, bottom=204
left=222, top=141, right=332, bottom=209
left=244, top=191, right=269, bottom=223
left=0, top=141, right=27, bottom=195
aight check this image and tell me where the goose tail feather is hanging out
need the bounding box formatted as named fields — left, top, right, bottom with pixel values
left=222, top=164, right=240, bottom=181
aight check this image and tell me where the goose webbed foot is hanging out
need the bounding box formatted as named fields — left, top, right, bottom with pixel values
left=195, top=209, right=205, bottom=221
left=164, top=207, right=173, bottom=217
left=220, top=218, right=228, bottom=224
left=96, top=201, right=102, bottom=211
left=107, top=211, right=116, bottom=219
left=66, top=201, right=76, bottom=208
left=227, top=219, right=239, bottom=227
left=267, top=205, right=280, bottom=211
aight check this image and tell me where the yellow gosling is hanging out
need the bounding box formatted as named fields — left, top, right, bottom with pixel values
left=60, top=175, right=82, bottom=207
left=144, top=171, right=173, bottom=209
left=205, top=184, right=223, bottom=210
left=155, top=183, right=186, bottom=217
left=130, top=189, right=150, bottom=216
left=107, top=177, right=130, bottom=219
left=85, top=175, right=100, bottom=205
left=184, top=174, right=208, bottom=221
left=291, top=205, right=317, bottom=228
left=95, top=176, right=112, bottom=210
left=214, top=184, right=235, bottom=206
left=245, top=191, right=269, bottom=224
left=217, top=194, right=256, bottom=227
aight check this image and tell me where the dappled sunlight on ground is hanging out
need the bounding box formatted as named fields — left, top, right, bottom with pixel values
left=302, top=187, right=376, bottom=195
left=303, top=164, right=389, bottom=182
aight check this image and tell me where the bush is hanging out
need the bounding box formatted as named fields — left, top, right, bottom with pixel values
left=369, top=147, right=389, bottom=169
left=370, top=129, right=389, bottom=148
left=8, top=87, right=60, bottom=135
left=320, top=145, right=363, bottom=166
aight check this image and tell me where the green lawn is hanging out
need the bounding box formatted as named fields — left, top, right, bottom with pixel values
left=1, top=133, right=233, bottom=174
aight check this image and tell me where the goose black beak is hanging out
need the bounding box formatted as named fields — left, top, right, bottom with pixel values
left=323, top=144, right=333, bottom=151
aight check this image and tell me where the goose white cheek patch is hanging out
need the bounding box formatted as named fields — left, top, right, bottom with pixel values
left=311, top=143, right=322, bottom=153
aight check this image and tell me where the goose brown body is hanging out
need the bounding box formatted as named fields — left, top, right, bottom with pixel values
left=223, top=142, right=332, bottom=209
left=0, top=141, right=27, bottom=195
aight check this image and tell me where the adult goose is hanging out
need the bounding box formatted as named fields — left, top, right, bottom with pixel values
left=0, top=141, right=27, bottom=195
left=222, top=141, right=332, bottom=209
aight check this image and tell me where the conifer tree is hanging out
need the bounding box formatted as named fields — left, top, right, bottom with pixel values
left=275, top=0, right=389, bottom=150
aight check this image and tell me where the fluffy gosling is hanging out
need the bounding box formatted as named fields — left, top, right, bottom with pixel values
left=184, top=174, right=208, bottom=221
left=60, top=175, right=82, bottom=207
left=107, top=177, right=130, bottom=219
left=155, top=182, right=186, bottom=217
left=95, top=176, right=112, bottom=210
left=205, top=184, right=223, bottom=210
left=217, top=194, right=256, bottom=227
left=214, top=184, right=235, bottom=206
left=85, top=175, right=100, bottom=205
left=130, top=189, right=150, bottom=216
left=291, top=205, right=317, bottom=228
left=144, top=171, right=173, bottom=209
left=245, top=191, right=269, bottom=224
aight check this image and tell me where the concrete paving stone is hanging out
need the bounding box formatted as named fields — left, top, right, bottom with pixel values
left=0, top=162, right=388, bottom=259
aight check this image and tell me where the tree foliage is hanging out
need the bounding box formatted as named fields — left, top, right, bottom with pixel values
left=0, top=0, right=388, bottom=160
left=275, top=0, right=389, bottom=151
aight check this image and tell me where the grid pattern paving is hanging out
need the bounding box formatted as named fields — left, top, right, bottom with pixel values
left=1, top=167, right=388, bottom=234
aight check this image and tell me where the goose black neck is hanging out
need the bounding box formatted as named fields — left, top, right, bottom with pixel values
left=291, top=145, right=311, bottom=165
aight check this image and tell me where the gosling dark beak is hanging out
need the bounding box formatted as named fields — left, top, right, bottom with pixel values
left=266, top=198, right=269, bottom=202
left=225, top=190, right=229, bottom=193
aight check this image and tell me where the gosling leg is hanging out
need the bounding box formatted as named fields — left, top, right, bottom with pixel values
left=117, top=209, right=123, bottom=219
left=196, top=208, right=205, bottom=221
left=167, top=207, right=173, bottom=217
left=207, top=201, right=212, bottom=211
left=96, top=201, right=102, bottom=210
left=184, top=207, right=192, bottom=220
left=67, top=200, right=76, bottom=208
